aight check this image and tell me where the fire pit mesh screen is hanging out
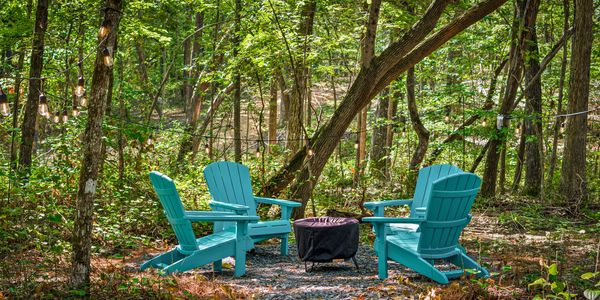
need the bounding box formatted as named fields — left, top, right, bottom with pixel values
left=293, top=217, right=359, bottom=265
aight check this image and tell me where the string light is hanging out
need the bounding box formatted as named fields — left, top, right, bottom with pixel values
left=61, top=110, right=69, bottom=123
left=75, top=76, right=85, bottom=97
left=38, top=93, right=49, bottom=117
left=52, top=111, right=60, bottom=123
left=444, top=105, right=451, bottom=123
left=481, top=119, right=487, bottom=127
left=103, top=47, right=113, bottom=67
left=354, top=139, right=359, bottom=149
left=146, top=134, right=154, bottom=146
left=444, top=115, right=451, bottom=123
left=204, top=143, right=210, bottom=154
left=255, top=145, right=261, bottom=158
left=0, top=87, right=9, bottom=117
left=307, top=147, right=314, bottom=157
left=514, top=125, right=521, bottom=135
left=72, top=105, right=80, bottom=117
left=560, top=122, right=566, bottom=133
left=80, top=92, right=88, bottom=107
left=99, top=19, right=111, bottom=39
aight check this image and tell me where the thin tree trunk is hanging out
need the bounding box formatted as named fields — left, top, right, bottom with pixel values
left=287, top=0, right=316, bottom=154
left=370, top=87, right=390, bottom=182
left=385, top=87, right=401, bottom=179
left=470, top=140, right=490, bottom=173
left=135, top=39, right=163, bottom=118
left=512, top=123, right=526, bottom=191
left=268, top=77, right=278, bottom=151
left=481, top=0, right=538, bottom=197
left=277, top=68, right=289, bottom=126
left=560, top=0, right=592, bottom=213
left=18, top=0, right=49, bottom=175
left=70, top=0, right=122, bottom=290
left=406, top=67, right=429, bottom=173
left=233, top=0, right=242, bottom=162
left=499, top=141, right=506, bottom=193
left=523, top=8, right=543, bottom=197
left=547, top=0, right=569, bottom=184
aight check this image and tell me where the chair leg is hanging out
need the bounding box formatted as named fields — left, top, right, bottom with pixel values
left=234, top=246, right=246, bottom=277
left=447, top=251, right=489, bottom=278
left=213, top=260, right=222, bottom=272
left=280, top=235, right=289, bottom=256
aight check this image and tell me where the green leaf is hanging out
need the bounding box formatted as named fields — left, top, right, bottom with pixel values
left=584, top=289, right=600, bottom=300
left=502, top=265, right=512, bottom=272
left=548, top=263, right=558, bottom=276
left=551, top=281, right=565, bottom=293
left=582, top=272, right=599, bottom=280
left=528, top=278, right=547, bottom=289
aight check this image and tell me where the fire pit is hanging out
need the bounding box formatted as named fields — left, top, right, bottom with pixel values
left=293, top=217, right=359, bottom=271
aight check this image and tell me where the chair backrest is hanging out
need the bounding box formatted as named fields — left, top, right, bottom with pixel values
left=204, top=161, right=257, bottom=216
left=417, top=172, right=481, bottom=259
left=149, top=171, right=198, bottom=253
left=411, top=164, right=463, bottom=218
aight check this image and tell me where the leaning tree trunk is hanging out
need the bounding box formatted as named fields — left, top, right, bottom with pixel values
left=406, top=67, right=429, bottom=175
left=522, top=11, right=543, bottom=197
left=268, top=78, right=278, bottom=151
left=559, top=0, right=592, bottom=213
left=70, top=0, right=122, bottom=291
left=274, top=0, right=507, bottom=219
left=18, top=0, right=49, bottom=175
left=266, top=0, right=507, bottom=208
left=481, top=0, right=538, bottom=197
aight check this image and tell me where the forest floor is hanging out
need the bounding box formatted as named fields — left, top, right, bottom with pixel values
left=1, top=201, right=598, bottom=299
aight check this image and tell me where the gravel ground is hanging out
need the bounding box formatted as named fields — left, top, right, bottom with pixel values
left=192, top=242, right=435, bottom=299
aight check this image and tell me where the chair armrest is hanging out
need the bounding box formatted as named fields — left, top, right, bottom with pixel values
left=363, top=199, right=413, bottom=210
left=254, top=196, right=301, bottom=208
left=184, top=211, right=259, bottom=222
left=209, top=201, right=249, bottom=213
left=362, top=217, right=424, bottom=224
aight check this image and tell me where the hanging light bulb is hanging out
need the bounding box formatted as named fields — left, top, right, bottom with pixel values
left=79, top=92, right=88, bottom=107
left=52, top=112, right=60, bottom=123
left=75, top=76, right=85, bottom=97
left=99, top=19, right=111, bottom=39
left=38, top=93, right=49, bottom=117
left=560, top=122, right=566, bottom=133
left=0, top=88, right=9, bottom=117
left=307, top=147, right=314, bottom=157
left=61, top=110, right=69, bottom=123
left=354, top=140, right=359, bottom=149
left=444, top=115, right=451, bottom=123
left=204, top=143, right=210, bottom=154
left=481, top=119, right=487, bottom=127
left=146, top=135, right=154, bottom=146
left=255, top=145, right=261, bottom=158
left=72, top=105, right=80, bottom=117
left=514, top=125, right=521, bottom=135
left=103, top=48, right=113, bottom=67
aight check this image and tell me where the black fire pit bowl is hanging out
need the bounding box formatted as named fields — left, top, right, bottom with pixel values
left=293, top=217, right=359, bottom=271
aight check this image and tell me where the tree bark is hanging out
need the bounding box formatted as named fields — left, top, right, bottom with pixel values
left=559, top=0, right=592, bottom=213
left=273, top=0, right=506, bottom=218
left=135, top=39, right=163, bottom=118
left=511, top=122, right=526, bottom=191
left=522, top=5, right=543, bottom=197
left=70, top=0, right=122, bottom=291
left=18, top=0, right=49, bottom=175
left=481, top=0, right=537, bottom=197
left=406, top=67, right=429, bottom=173
left=547, top=0, right=569, bottom=184
left=287, top=0, right=316, bottom=154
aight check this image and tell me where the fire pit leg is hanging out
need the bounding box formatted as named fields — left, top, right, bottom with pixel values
left=352, top=256, right=359, bottom=271
left=304, top=261, right=316, bottom=272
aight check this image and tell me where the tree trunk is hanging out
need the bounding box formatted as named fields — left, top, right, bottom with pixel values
left=511, top=123, right=526, bottom=191
left=18, top=0, right=49, bottom=175
left=277, top=68, right=289, bottom=126
left=370, top=87, right=390, bottom=182
left=481, top=0, right=538, bottom=197
left=265, top=0, right=506, bottom=216
left=233, top=0, right=242, bottom=162
left=385, top=87, right=401, bottom=179
left=287, top=0, right=316, bottom=154
left=135, top=39, right=163, bottom=118
left=547, top=0, right=569, bottom=185
left=268, top=78, right=278, bottom=151
left=70, top=0, right=122, bottom=291
left=406, top=67, right=429, bottom=173
left=522, top=9, right=543, bottom=197
left=559, top=0, right=592, bottom=213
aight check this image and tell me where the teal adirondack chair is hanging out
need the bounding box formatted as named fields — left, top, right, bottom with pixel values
left=364, top=164, right=462, bottom=233
left=141, top=171, right=259, bottom=276
left=203, top=161, right=301, bottom=255
left=364, top=172, right=489, bottom=284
